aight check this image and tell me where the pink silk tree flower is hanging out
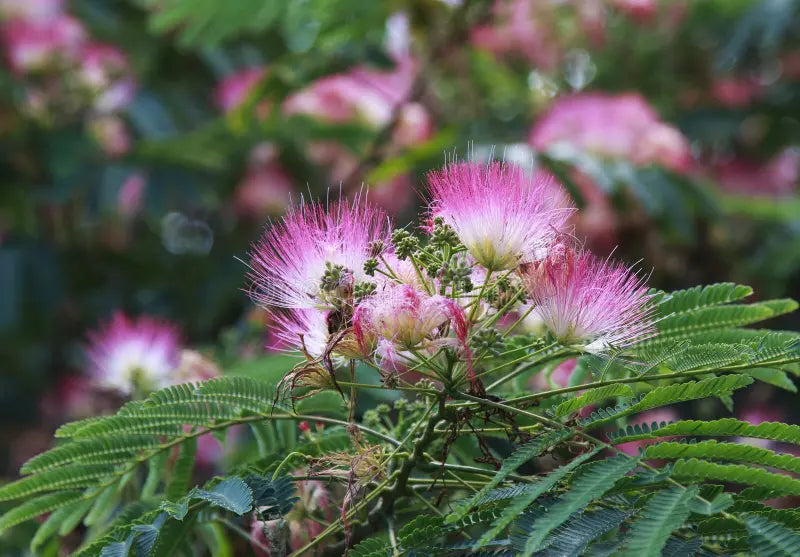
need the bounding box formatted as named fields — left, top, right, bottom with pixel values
left=85, top=312, right=181, bottom=396
left=270, top=308, right=332, bottom=360
left=529, top=92, right=692, bottom=173
left=426, top=161, right=573, bottom=271
left=249, top=198, right=390, bottom=310
left=522, top=247, right=656, bottom=353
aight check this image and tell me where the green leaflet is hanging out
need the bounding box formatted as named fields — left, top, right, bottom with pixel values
left=653, top=299, right=798, bottom=340
left=0, top=491, right=84, bottom=532
left=582, top=374, right=753, bottom=429
left=608, top=418, right=800, bottom=445
left=672, top=458, right=800, bottom=495
left=446, top=429, right=573, bottom=524
left=651, top=283, right=753, bottom=317
left=193, top=376, right=282, bottom=413
left=520, top=455, right=638, bottom=555
left=551, top=385, right=634, bottom=418
left=473, top=448, right=600, bottom=549
left=0, top=463, right=115, bottom=502
left=745, top=367, right=798, bottom=392
left=643, top=440, right=800, bottom=474
left=511, top=507, right=631, bottom=556
left=166, top=437, right=197, bottom=502
left=619, top=486, right=699, bottom=556
left=662, top=342, right=753, bottom=372
left=21, top=435, right=162, bottom=474
left=745, top=515, right=800, bottom=557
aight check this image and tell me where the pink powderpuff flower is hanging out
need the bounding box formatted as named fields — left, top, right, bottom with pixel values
left=426, top=161, right=573, bottom=271
left=529, top=92, right=692, bottom=173
left=85, top=312, right=181, bottom=396
left=270, top=308, right=332, bottom=360
left=1, top=15, right=84, bottom=73
left=214, top=66, right=267, bottom=113
left=522, top=247, right=656, bottom=353
left=249, top=197, right=390, bottom=310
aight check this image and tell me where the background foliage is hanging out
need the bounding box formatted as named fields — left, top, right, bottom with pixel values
left=1, top=0, right=800, bottom=555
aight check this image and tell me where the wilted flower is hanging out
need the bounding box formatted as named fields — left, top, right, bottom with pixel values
left=522, top=247, right=656, bottom=353
left=85, top=312, right=181, bottom=395
left=249, top=198, right=390, bottom=310
left=426, top=161, right=572, bottom=270
left=353, top=283, right=470, bottom=375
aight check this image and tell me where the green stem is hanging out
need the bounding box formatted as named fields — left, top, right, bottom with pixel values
left=473, top=342, right=562, bottom=381
left=484, top=345, right=570, bottom=390
left=272, top=452, right=309, bottom=480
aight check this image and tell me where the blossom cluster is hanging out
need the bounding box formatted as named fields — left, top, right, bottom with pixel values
left=249, top=160, right=656, bottom=393
left=0, top=0, right=136, bottom=153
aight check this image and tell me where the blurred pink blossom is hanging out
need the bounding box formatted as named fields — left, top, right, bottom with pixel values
left=283, top=57, right=417, bottom=128
left=711, top=76, right=763, bottom=108
left=611, top=0, right=658, bottom=21
left=1, top=15, right=84, bottom=73
left=712, top=149, right=799, bottom=197
left=215, top=67, right=267, bottom=113
left=0, top=0, right=63, bottom=22
left=234, top=144, right=294, bottom=218
left=530, top=92, right=692, bottom=172
left=117, top=172, right=146, bottom=217
left=530, top=358, right=578, bottom=391
left=471, top=0, right=563, bottom=70
left=77, top=43, right=137, bottom=113
left=367, top=174, right=415, bottom=215
left=88, top=115, right=132, bottom=157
